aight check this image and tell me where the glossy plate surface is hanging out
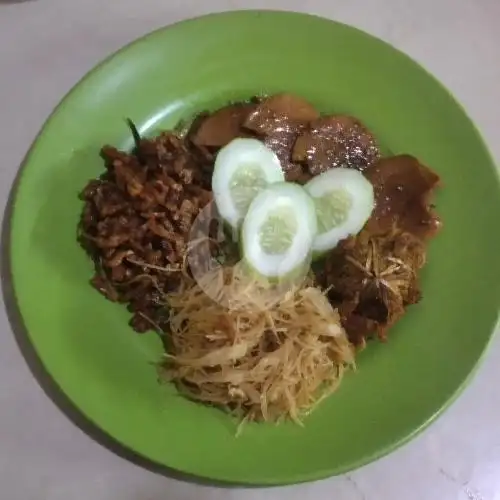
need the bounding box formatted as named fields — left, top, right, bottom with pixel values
left=9, top=11, right=500, bottom=484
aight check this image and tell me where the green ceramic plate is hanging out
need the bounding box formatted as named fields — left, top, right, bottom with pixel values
left=9, top=11, right=500, bottom=485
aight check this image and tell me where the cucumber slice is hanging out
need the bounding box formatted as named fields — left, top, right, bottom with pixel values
left=305, top=168, right=374, bottom=253
left=241, top=183, right=317, bottom=278
left=212, top=138, right=285, bottom=228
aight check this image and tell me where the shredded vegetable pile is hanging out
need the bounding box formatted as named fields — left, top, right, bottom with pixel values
left=160, top=266, right=355, bottom=424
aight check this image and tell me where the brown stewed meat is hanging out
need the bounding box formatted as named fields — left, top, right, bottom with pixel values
left=186, top=94, right=380, bottom=185
left=189, top=103, right=256, bottom=148
left=293, top=115, right=380, bottom=175
left=245, top=93, right=320, bottom=128
left=244, top=93, right=320, bottom=182
left=364, top=155, right=442, bottom=240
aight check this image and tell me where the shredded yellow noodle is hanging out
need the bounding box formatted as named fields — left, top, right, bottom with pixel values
left=159, top=266, right=355, bottom=425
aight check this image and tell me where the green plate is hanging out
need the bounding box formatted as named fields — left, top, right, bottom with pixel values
left=9, top=11, right=500, bottom=485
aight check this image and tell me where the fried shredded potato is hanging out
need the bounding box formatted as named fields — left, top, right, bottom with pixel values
left=159, top=266, right=355, bottom=425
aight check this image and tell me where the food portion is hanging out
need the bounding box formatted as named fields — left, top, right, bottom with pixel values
left=305, top=168, right=375, bottom=254
left=191, top=93, right=379, bottom=183
left=162, top=267, right=354, bottom=424
left=363, top=155, right=441, bottom=239
left=293, top=115, right=380, bottom=175
left=315, top=226, right=426, bottom=345
left=241, top=182, right=317, bottom=278
left=190, top=102, right=256, bottom=148
left=244, top=94, right=320, bottom=182
left=78, top=92, right=441, bottom=423
left=79, top=133, right=213, bottom=333
left=211, top=138, right=284, bottom=229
